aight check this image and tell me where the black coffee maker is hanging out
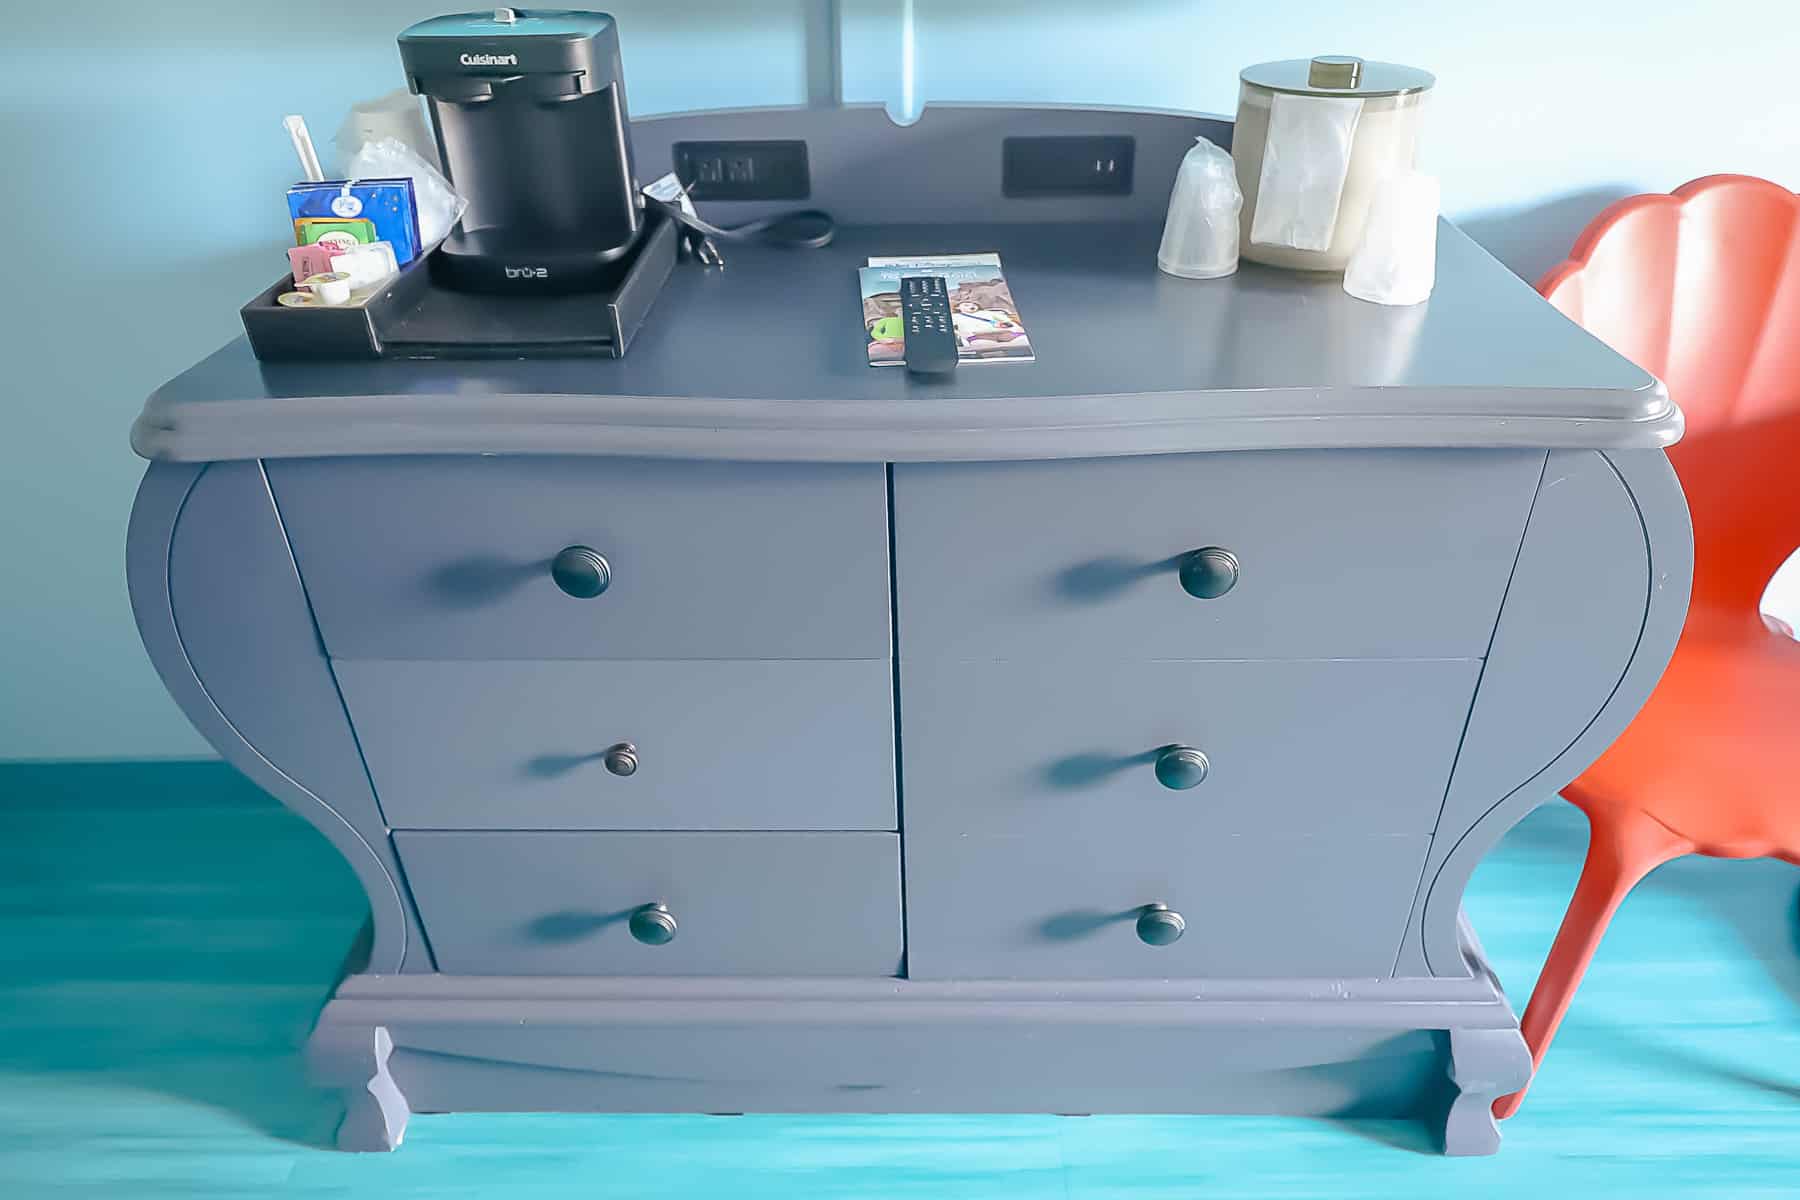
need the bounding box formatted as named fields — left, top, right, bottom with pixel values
left=400, top=8, right=642, bottom=294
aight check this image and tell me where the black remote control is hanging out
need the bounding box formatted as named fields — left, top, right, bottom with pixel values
left=900, top=275, right=959, bottom=375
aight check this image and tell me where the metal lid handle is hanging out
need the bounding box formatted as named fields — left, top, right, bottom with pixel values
left=1308, top=56, right=1364, bottom=89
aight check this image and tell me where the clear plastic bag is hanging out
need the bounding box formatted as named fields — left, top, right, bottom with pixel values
left=1249, top=94, right=1363, bottom=252
left=341, top=136, right=467, bottom=248
left=1157, top=136, right=1243, bottom=279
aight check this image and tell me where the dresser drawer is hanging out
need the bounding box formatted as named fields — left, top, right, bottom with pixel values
left=266, top=456, right=891, bottom=660
left=338, top=659, right=895, bottom=831
left=893, top=449, right=1542, bottom=661
left=900, top=657, right=1478, bottom=838
left=903, top=829, right=1428, bottom=980
left=395, top=831, right=904, bottom=976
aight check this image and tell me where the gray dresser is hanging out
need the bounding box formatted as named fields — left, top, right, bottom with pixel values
left=126, top=105, right=1691, bottom=1156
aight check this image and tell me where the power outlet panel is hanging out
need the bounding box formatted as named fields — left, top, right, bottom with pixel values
left=672, top=139, right=812, bottom=201
left=1002, top=135, right=1136, bottom=197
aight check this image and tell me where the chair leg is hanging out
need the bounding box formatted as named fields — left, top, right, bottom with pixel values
left=1491, top=806, right=1690, bottom=1120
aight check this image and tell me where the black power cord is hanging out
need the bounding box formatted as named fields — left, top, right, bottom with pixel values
left=642, top=172, right=834, bottom=265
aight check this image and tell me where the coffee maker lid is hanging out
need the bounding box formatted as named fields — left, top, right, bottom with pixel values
left=400, top=8, right=614, bottom=44
left=400, top=9, right=622, bottom=94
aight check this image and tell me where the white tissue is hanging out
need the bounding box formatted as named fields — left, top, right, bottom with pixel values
left=1250, top=94, right=1362, bottom=252
left=1343, top=171, right=1440, bottom=306
left=1157, top=136, right=1243, bottom=279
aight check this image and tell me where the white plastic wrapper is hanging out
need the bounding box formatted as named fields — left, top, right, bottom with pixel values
left=342, top=136, right=468, bottom=248
left=1249, top=94, right=1362, bottom=252
left=1343, top=171, right=1440, bottom=306
left=1157, top=136, right=1242, bottom=279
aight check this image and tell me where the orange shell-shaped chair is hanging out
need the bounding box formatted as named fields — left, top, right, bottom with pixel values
left=1494, top=175, right=1800, bottom=1118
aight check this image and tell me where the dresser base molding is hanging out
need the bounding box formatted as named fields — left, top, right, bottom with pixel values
left=311, top=933, right=1527, bottom=1156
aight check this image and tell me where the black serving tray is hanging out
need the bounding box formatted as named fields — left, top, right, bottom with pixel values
left=241, top=214, right=678, bottom=361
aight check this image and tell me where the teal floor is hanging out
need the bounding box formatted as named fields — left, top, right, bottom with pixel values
left=3, top=762, right=1797, bottom=1197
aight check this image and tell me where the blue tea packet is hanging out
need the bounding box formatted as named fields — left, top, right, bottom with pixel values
left=286, top=178, right=422, bottom=265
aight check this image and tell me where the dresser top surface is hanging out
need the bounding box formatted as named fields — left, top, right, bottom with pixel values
left=133, top=108, right=1678, bottom=464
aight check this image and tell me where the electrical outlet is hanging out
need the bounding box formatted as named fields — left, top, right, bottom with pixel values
left=1002, top=135, right=1136, bottom=197
left=673, top=140, right=811, bottom=201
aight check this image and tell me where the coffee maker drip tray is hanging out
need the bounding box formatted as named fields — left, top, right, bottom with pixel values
left=431, top=225, right=645, bottom=296
left=241, top=213, right=678, bottom=361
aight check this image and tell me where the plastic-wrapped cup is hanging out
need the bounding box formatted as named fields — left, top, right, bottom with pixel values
left=1343, top=171, right=1440, bottom=306
left=1158, top=136, right=1243, bottom=279
left=334, top=89, right=439, bottom=171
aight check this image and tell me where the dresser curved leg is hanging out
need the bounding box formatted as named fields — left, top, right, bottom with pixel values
left=311, top=1023, right=411, bottom=1152
left=1443, top=1027, right=1530, bottom=1156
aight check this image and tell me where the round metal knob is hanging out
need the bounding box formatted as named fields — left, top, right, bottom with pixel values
left=602, top=742, right=638, bottom=777
left=1154, top=745, right=1210, bottom=790
left=628, top=902, right=677, bottom=946
left=551, top=545, right=611, bottom=599
left=1178, top=547, right=1239, bottom=599
left=1136, top=904, right=1185, bottom=946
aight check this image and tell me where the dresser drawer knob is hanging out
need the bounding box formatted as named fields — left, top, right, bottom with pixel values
left=551, top=545, right=612, bottom=599
left=1154, top=745, right=1210, bottom=790
left=1178, top=546, right=1239, bottom=599
left=628, top=902, right=678, bottom=946
left=1136, top=903, right=1185, bottom=946
left=603, top=742, right=639, bottom=777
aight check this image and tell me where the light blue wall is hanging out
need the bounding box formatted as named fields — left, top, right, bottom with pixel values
left=3, top=1, right=1797, bottom=759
